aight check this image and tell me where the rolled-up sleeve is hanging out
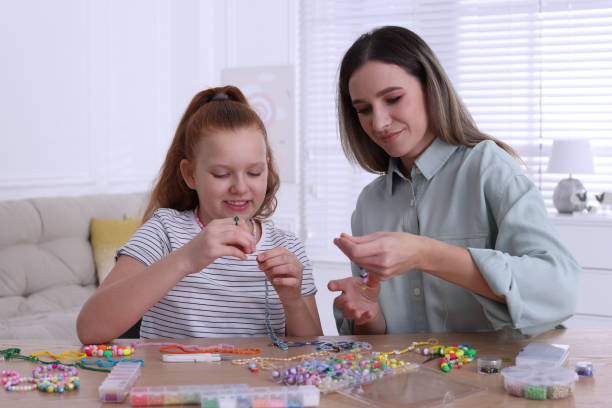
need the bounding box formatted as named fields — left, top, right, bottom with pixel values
left=469, top=172, right=580, bottom=336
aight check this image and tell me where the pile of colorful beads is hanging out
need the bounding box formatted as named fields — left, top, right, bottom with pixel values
left=438, top=345, right=476, bottom=372
left=84, top=344, right=135, bottom=357
left=409, top=342, right=476, bottom=372
left=270, top=353, right=414, bottom=393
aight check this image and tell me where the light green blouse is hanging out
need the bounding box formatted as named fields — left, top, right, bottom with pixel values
left=334, top=138, right=580, bottom=337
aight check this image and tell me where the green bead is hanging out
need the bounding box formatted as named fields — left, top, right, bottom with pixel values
left=233, top=216, right=239, bottom=225
left=525, top=386, right=547, bottom=400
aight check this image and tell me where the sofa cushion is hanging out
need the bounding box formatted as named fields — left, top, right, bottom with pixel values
left=91, top=217, right=142, bottom=284
left=0, top=192, right=147, bottom=340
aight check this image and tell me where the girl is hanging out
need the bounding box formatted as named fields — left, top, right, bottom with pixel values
left=77, top=86, right=322, bottom=343
left=327, top=26, right=580, bottom=337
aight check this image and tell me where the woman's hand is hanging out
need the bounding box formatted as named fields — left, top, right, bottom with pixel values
left=179, top=217, right=256, bottom=275
left=257, top=247, right=304, bottom=307
left=327, top=277, right=381, bottom=325
left=333, top=232, right=425, bottom=283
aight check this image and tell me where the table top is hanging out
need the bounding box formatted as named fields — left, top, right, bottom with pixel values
left=1, top=328, right=609, bottom=407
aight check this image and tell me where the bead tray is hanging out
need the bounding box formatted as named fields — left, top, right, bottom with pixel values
left=501, top=365, right=578, bottom=400
left=99, top=361, right=142, bottom=402
left=130, top=384, right=249, bottom=406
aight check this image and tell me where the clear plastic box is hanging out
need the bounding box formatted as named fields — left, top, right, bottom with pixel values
left=338, top=366, right=487, bottom=408
left=129, top=384, right=248, bottom=406
left=200, top=385, right=320, bottom=408
left=99, top=362, right=142, bottom=402
left=501, top=365, right=578, bottom=400
left=477, top=356, right=502, bottom=374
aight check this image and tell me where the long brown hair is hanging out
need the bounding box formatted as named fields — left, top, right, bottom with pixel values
left=144, top=85, right=280, bottom=221
left=338, top=26, right=520, bottom=174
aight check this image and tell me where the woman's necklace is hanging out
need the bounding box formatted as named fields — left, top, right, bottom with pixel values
left=193, top=207, right=287, bottom=350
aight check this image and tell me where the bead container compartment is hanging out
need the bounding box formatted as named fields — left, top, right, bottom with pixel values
left=99, top=361, right=142, bottom=402
left=130, top=384, right=249, bottom=406
left=501, top=365, right=578, bottom=400
left=199, top=385, right=320, bottom=408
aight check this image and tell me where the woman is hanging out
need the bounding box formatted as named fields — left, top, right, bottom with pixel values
left=327, top=26, right=579, bottom=337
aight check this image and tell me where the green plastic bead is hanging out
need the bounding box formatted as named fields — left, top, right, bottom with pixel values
left=525, top=386, right=547, bottom=400
left=441, top=364, right=450, bottom=372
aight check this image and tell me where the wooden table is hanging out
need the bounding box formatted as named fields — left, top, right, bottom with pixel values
left=1, top=329, right=609, bottom=407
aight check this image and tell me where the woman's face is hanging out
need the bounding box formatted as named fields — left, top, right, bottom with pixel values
left=348, top=60, right=435, bottom=170
left=180, top=125, right=268, bottom=225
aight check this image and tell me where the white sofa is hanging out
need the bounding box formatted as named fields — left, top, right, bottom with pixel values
left=0, top=192, right=146, bottom=341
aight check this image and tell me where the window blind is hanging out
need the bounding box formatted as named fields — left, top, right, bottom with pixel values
left=299, top=0, right=612, bottom=261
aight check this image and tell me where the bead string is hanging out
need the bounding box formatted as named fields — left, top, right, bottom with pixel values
left=159, top=345, right=260, bottom=355
left=193, top=207, right=286, bottom=351
left=232, top=350, right=331, bottom=371
left=83, top=344, right=135, bottom=357
left=265, top=277, right=289, bottom=351
left=132, top=341, right=206, bottom=351
left=0, top=348, right=110, bottom=373
left=30, top=350, right=86, bottom=361
left=80, top=356, right=144, bottom=368
left=359, top=267, right=368, bottom=290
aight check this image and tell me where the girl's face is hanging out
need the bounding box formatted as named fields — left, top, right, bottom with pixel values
left=181, top=126, right=268, bottom=225
left=348, top=60, right=435, bottom=171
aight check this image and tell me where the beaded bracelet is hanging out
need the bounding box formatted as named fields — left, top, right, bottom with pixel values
left=33, top=364, right=80, bottom=393
left=2, top=370, right=37, bottom=392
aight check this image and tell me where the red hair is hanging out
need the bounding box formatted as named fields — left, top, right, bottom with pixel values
left=143, top=85, right=280, bottom=221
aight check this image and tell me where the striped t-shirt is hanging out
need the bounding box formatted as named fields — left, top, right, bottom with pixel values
left=117, top=208, right=317, bottom=339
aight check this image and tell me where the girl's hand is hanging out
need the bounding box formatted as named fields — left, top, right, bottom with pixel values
left=333, top=232, right=425, bottom=282
left=327, top=277, right=381, bottom=325
left=180, top=217, right=256, bottom=275
left=257, top=247, right=304, bottom=307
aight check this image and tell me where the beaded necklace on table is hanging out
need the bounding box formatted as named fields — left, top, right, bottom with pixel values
left=193, top=207, right=289, bottom=351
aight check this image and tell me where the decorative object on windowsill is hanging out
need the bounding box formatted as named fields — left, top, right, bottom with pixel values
left=595, top=191, right=612, bottom=205
left=595, top=191, right=612, bottom=214
left=547, top=139, right=595, bottom=214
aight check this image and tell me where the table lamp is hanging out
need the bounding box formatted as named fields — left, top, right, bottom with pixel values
left=547, top=139, right=595, bottom=214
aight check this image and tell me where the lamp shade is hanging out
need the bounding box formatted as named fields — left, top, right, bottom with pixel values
left=547, top=139, right=595, bottom=174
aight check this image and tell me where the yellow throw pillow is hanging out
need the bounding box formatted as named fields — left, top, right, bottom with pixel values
left=90, top=218, right=142, bottom=284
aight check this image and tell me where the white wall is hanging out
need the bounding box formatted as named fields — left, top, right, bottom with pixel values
left=0, top=0, right=346, bottom=335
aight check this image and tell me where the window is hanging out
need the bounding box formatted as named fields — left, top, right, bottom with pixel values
left=299, top=0, right=612, bottom=261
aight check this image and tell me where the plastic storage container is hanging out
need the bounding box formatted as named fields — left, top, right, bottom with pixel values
left=477, top=356, right=502, bottom=374
left=99, top=362, right=142, bottom=402
left=501, top=365, right=578, bottom=400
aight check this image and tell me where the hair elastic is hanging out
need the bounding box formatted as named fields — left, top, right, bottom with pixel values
left=210, top=93, right=229, bottom=102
